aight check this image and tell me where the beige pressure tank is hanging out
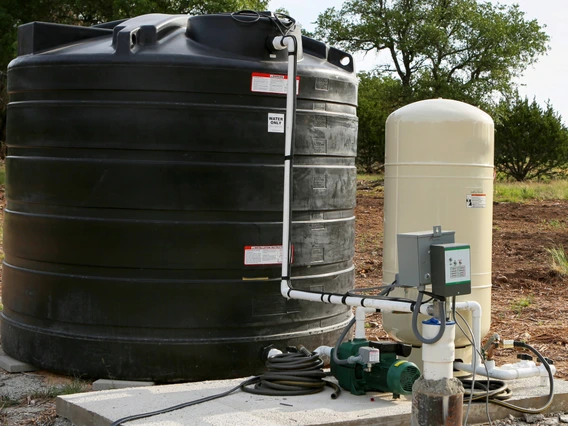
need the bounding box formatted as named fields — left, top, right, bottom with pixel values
left=381, top=99, right=494, bottom=365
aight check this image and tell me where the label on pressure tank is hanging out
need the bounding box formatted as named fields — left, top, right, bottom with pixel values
left=466, top=193, right=486, bottom=208
left=244, top=245, right=293, bottom=265
left=251, top=73, right=300, bottom=94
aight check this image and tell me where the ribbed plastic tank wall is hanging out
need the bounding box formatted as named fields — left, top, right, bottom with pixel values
left=2, top=13, right=358, bottom=381
left=381, top=99, right=493, bottom=365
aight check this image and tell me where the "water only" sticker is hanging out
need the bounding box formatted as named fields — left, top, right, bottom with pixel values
left=268, top=113, right=285, bottom=133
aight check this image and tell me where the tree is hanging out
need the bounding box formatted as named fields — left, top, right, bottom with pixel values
left=0, top=0, right=269, bottom=155
left=495, top=96, right=568, bottom=181
left=315, top=0, right=549, bottom=110
left=357, top=73, right=404, bottom=171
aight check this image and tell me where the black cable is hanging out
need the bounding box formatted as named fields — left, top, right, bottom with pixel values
left=269, top=12, right=296, bottom=36
left=230, top=10, right=296, bottom=36
left=109, top=377, right=258, bottom=426
left=110, top=349, right=340, bottom=425
left=332, top=316, right=356, bottom=366
left=230, top=10, right=261, bottom=23
left=459, top=378, right=513, bottom=401
left=411, top=291, right=446, bottom=344
left=453, top=309, right=493, bottom=426
left=454, top=336, right=555, bottom=415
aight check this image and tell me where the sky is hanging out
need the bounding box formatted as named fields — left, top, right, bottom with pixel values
left=267, top=0, right=568, bottom=123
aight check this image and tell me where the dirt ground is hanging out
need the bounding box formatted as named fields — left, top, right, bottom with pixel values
left=1, top=184, right=567, bottom=424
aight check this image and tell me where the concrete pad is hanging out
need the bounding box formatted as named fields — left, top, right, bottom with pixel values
left=57, top=376, right=568, bottom=426
left=0, top=349, right=37, bottom=373
left=92, top=380, right=156, bottom=391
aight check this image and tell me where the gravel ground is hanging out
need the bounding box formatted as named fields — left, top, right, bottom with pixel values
left=477, top=412, right=568, bottom=425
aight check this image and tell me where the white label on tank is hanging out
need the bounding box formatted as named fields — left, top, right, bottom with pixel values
left=466, top=193, right=486, bottom=208
left=244, top=245, right=294, bottom=265
left=251, top=72, right=300, bottom=94
left=268, top=113, right=285, bottom=133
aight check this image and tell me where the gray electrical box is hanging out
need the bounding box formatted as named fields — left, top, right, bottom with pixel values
left=397, top=226, right=455, bottom=287
left=431, top=243, right=472, bottom=297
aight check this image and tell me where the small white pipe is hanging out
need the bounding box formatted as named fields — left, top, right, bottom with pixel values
left=454, top=300, right=482, bottom=365
left=267, top=348, right=283, bottom=359
left=313, top=346, right=333, bottom=358
left=355, top=307, right=376, bottom=339
left=454, top=360, right=556, bottom=380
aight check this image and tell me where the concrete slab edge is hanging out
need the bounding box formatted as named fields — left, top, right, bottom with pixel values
left=92, top=379, right=156, bottom=391
left=57, top=398, right=110, bottom=426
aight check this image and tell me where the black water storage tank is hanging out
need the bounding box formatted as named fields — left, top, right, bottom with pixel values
left=3, top=13, right=358, bottom=381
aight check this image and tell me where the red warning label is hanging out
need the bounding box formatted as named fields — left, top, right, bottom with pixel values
left=251, top=73, right=300, bottom=94
left=244, top=245, right=294, bottom=265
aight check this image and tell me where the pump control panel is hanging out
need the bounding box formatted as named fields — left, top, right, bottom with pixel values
left=430, top=243, right=471, bottom=297
left=397, top=226, right=455, bottom=287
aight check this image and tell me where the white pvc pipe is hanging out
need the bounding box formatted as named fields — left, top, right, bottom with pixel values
left=355, top=307, right=376, bottom=339
left=422, top=321, right=456, bottom=380
left=274, top=34, right=297, bottom=286
left=282, top=287, right=432, bottom=314
left=454, top=359, right=556, bottom=380
left=453, top=300, right=482, bottom=365
left=313, top=346, right=333, bottom=358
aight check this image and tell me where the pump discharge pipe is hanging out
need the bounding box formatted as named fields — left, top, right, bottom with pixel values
left=411, top=319, right=464, bottom=426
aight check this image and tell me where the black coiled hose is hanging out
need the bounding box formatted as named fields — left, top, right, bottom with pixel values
left=242, top=348, right=341, bottom=399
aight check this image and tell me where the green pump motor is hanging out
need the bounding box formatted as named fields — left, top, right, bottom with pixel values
left=331, top=340, right=421, bottom=397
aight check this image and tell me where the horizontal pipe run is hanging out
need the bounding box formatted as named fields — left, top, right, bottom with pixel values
left=281, top=284, right=431, bottom=314
left=454, top=360, right=556, bottom=380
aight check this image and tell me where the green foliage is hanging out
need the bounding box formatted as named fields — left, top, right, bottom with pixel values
left=547, top=245, right=568, bottom=276
left=495, top=96, right=568, bottom=181
left=510, top=295, right=533, bottom=315
left=493, top=180, right=568, bottom=202
left=28, top=379, right=90, bottom=399
left=0, top=395, right=19, bottom=408
left=357, top=73, right=403, bottom=171
left=315, top=0, right=549, bottom=111
left=356, top=173, right=384, bottom=197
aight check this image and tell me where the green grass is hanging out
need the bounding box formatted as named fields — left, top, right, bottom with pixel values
left=0, top=395, right=19, bottom=408
left=358, top=172, right=568, bottom=203
left=357, top=173, right=384, bottom=184
left=28, top=379, right=90, bottom=400
left=547, top=245, right=568, bottom=276
left=356, top=173, right=384, bottom=197
left=510, top=295, right=533, bottom=315
left=541, top=219, right=566, bottom=230
left=494, top=180, right=568, bottom=202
